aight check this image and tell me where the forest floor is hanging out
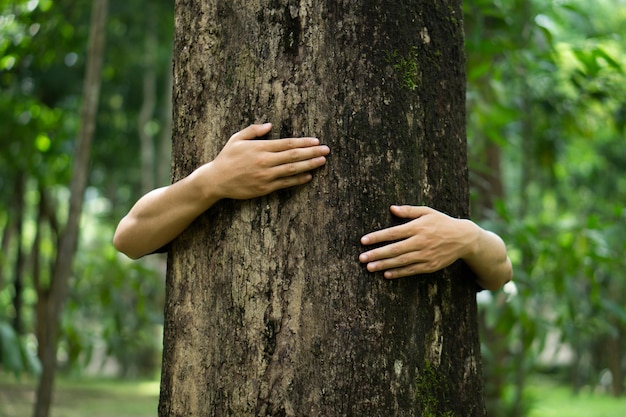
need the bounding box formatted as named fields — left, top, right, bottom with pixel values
left=0, top=373, right=159, bottom=417
left=1, top=372, right=625, bottom=417
left=527, top=376, right=626, bottom=417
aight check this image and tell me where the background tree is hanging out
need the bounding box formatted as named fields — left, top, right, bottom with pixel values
left=33, top=0, right=108, bottom=416
left=466, top=0, right=626, bottom=414
left=0, top=0, right=173, bottom=380
left=159, top=1, right=485, bottom=416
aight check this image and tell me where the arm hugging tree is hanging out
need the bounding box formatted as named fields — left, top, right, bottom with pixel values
left=157, top=1, right=494, bottom=415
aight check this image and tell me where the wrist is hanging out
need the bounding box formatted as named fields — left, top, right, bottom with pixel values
left=459, top=218, right=482, bottom=262
left=188, top=162, right=223, bottom=207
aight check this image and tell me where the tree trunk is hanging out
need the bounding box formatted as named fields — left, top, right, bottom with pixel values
left=138, top=4, right=158, bottom=196
left=32, top=1, right=108, bottom=416
left=160, top=1, right=484, bottom=416
left=0, top=205, right=16, bottom=292
left=607, top=322, right=625, bottom=397
left=10, top=173, right=27, bottom=335
left=157, top=67, right=173, bottom=187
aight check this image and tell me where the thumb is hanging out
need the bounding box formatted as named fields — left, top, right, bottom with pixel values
left=231, top=123, right=272, bottom=141
left=390, top=205, right=433, bottom=219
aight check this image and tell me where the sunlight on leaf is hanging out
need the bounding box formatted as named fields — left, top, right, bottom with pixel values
left=35, top=133, right=51, bottom=152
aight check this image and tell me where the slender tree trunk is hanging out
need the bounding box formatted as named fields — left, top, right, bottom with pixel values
left=138, top=5, right=158, bottom=195
left=469, top=113, right=509, bottom=417
left=32, top=187, right=45, bottom=360
left=157, top=66, right=173, bottom=187
left=510, top=3, right=535, bottom=416
left=471, top=138, right=503, bottom=216
left=11, top=173, right=27, bottom=335
left=607, top=320, right=625, bottom=396
left=32, top=1, right=108, bottom=416
left=0, top=208, right=16, bottom=292
left=33, top=187, right=58, bottom=361
left=160, top=1, right=484, bottom=416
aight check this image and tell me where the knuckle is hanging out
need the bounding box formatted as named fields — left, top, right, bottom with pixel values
left=285, top=163, right=299, bottom=175
left=286, top=148, right=300, bottom=161
left=285, top=138, right=297, bottom=149
left=257, top=154, right=271, bottom=167
left=256, top=182, right=273, bottom=195
left=252, top=169, right=271, bottom=183
left=425, top=259, right=441, bottom=273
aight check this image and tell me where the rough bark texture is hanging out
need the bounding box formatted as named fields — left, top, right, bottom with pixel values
left=161, top=1, right=485, bottom=416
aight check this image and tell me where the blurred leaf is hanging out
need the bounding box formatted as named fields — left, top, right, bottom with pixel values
left=0, top=322, right=39, bottom=376
left=594, top=47, right=622, bottom=72
left=601, top=299, right=626, bottom=328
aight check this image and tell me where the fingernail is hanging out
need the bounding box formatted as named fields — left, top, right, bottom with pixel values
left=359, top=254, right=367, bottom=262
left=361, top=236, right=370, bottom=244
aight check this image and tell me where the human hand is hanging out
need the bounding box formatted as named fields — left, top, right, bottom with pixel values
left=359, top=205, right=478, bottom=279
left=207, top=123, right=330, bottom=200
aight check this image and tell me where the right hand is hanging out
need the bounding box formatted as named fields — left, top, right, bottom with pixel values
left=206, top=123, right=330, bottom=200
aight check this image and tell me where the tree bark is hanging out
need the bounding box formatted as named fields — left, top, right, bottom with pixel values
left=160, top=1, right=484, bottom=416
left=32, top=0, right=108, bottom=416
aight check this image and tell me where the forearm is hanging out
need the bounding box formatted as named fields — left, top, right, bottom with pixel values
left=113, top=166, right=219, bottom=259
left=461, top=220, right=513, bottom=291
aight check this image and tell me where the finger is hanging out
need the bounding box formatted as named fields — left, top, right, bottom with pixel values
left=383, top=255, right=451, bottom=278
left=263, top=137, right=322, bottom=153
left=390, top=204, right=432, bottom=219
left=268, top=156, right=328, bottom=179
left=364, top=250, right=427, bottom=273
left=231, top=123, right=273, bottom=141
left=265, top=173, right=314, bottom=193
left=360, top=206, right=426, bottom=245
left=359, top=238, right=418, bottom=264
left=360, top=222, right=415, bottom=246
left=266, top=145, right=330, bottom=168
left=383, top=263, right=431, bottom=279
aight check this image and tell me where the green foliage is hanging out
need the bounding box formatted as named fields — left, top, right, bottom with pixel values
left=0, top=0, right=173, bottom=378
left=467, top=0, right=626, bottom=415
left=66, top=215, right=165, bottom=377
left=0, top=322, right=40, bottom=377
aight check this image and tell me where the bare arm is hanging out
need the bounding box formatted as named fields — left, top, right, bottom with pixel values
left=359, top=205, right=512, bottom=291
left=113, top=123, right=330, bottom=259
left=112, top=168, right=219, bottom=259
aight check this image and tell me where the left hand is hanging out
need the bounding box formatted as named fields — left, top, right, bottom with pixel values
left=359, top=205, right=477, bottom=279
